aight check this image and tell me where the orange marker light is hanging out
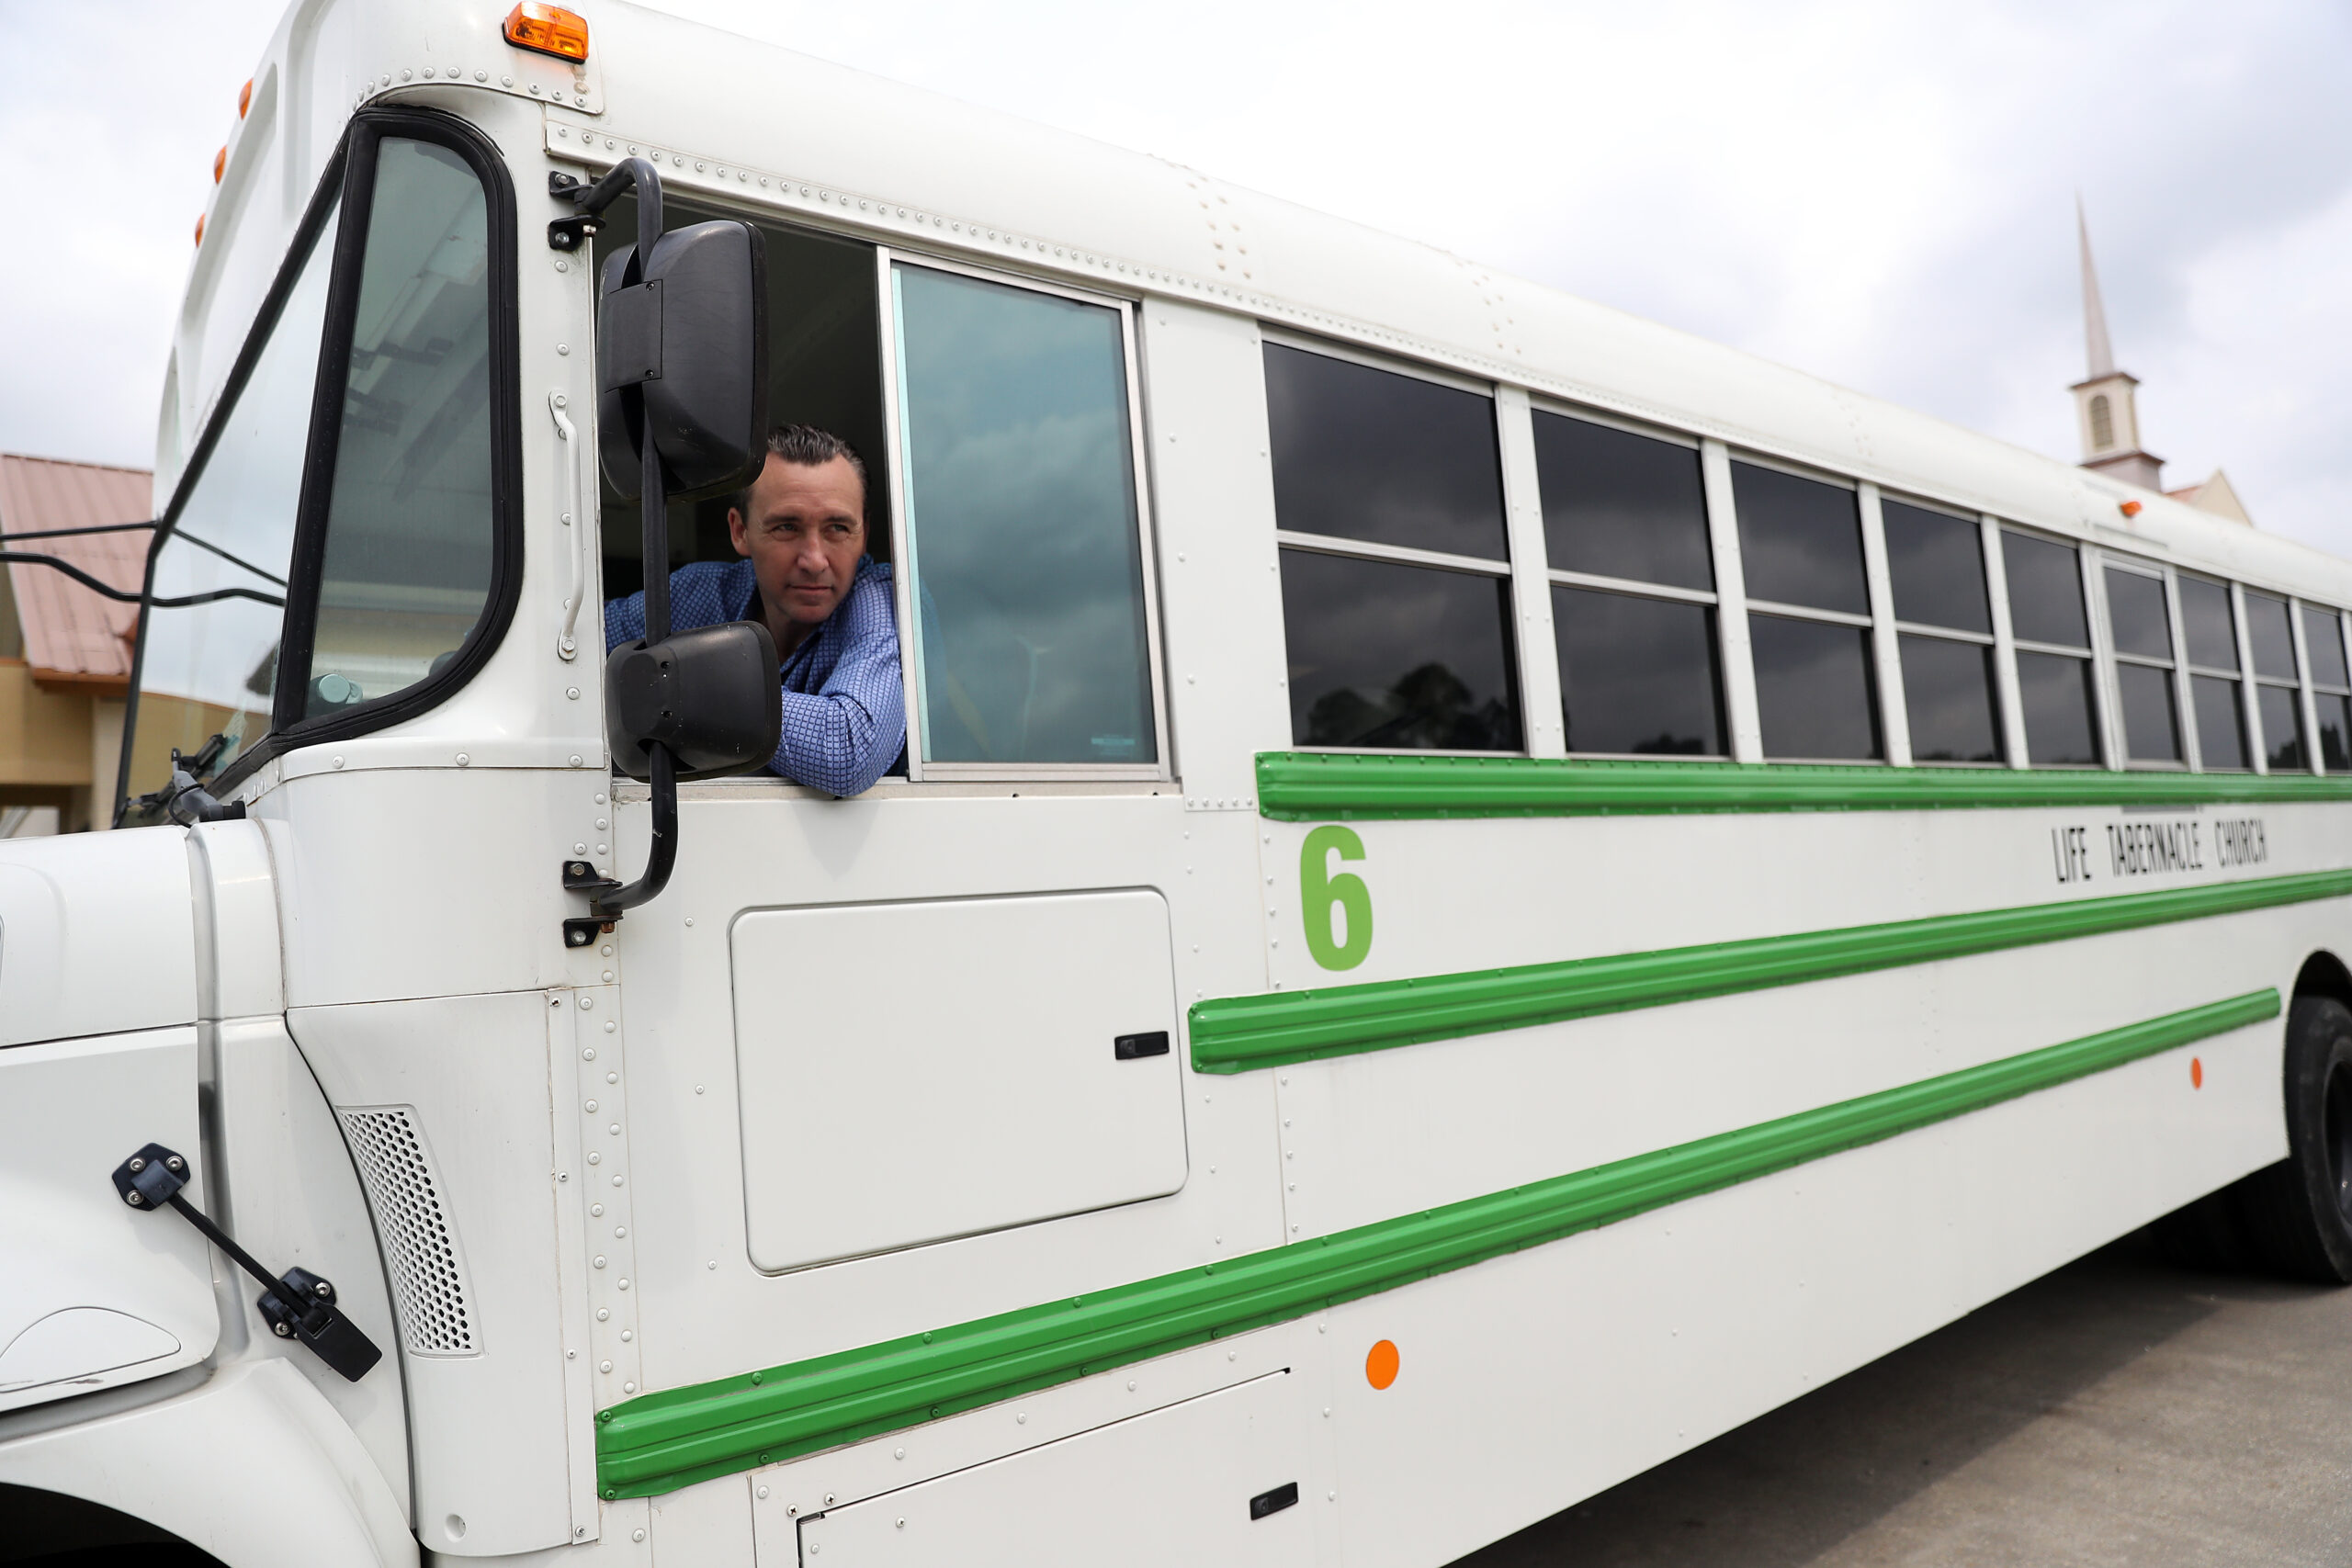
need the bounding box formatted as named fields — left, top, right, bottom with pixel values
left=1365, top=1338, right=1399, bottom=1390
left=193, top=214, right=205, bottom=246
left=504, top=3, right=591, bottom=62
left=2191, top=1056, right=2203, bottom=1089
left=213, top=147, right=226, bottom=185
left=238, top=78, right=253, bottom=118
left=2120, top=499, right=2144, bottom=518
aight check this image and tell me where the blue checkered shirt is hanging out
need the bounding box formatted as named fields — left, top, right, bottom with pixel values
left=605, top=557, right=904, bottom=795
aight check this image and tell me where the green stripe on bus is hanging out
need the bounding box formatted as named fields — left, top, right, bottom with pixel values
left=1192, top=869, right=2352, bottom=1074
left=593, top=989, right=2278, bottom=1499
left=1256, top=752, right=2352, bottom=820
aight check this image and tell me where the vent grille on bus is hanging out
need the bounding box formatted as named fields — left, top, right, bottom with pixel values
left=339, top=1107, right=477, bottom=1356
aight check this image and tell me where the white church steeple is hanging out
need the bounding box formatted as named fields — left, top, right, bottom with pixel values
left=2071, top=199, right=2164, bottom=491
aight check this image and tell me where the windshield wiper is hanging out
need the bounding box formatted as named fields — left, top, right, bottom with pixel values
left=130, top=732, right=244, bottom=827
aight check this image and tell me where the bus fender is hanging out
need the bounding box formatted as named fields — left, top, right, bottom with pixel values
left=0, top=1357, right=416, bottom=1568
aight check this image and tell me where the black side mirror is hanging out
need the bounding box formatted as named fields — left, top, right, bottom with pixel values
left=549, top=158, right=772, bottom=925
left=596, top=219, right=769, bottom=502
left=605, top=621, right=782, bottom=782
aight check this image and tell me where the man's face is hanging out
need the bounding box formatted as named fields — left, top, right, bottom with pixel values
left=728, top=454, right=866, bottom=639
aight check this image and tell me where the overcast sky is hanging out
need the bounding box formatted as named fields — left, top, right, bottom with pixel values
left=4, top=2, right=2345, bottom=552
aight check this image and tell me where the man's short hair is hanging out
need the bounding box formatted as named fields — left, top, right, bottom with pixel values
left=735, top=424, right=866, bottom=518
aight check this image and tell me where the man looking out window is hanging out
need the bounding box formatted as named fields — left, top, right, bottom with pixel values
left=605, top=425, right=904, bottom=795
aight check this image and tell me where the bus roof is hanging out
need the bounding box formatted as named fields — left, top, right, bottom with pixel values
left=168, top=0, right=2352, bottom=605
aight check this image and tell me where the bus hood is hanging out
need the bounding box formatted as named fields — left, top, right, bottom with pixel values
left=0, top=828, right=198, bottom=1047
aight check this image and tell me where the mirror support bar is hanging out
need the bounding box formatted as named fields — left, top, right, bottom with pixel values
left=552, top=160, right=680, bottom=920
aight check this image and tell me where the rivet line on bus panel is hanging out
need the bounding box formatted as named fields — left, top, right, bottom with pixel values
left=578, top=985, right=643, bottom=1416
left=526, top=120, right=1857, bottom=476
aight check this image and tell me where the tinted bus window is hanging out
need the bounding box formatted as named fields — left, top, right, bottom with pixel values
left=1883, top=501, right=1990, bottom=634
left=1270, top=344, right=1519, bottom=752
left=1750, top=614, right=1880, bottom=761
left=1534, top=413, right=1711, bottom=590
left=1555, top=586, right=1723, bottom=755
left=1264, top=344, right=1506, bottom=560
left=2243, top=590, right=2305, bottom=770
left=1733, top=462, right=1866, bottom=614
left=1885, top=501, right=1999, bottom=762
left=2105, top=567, right=2180, bottom=764
left=2002, top=530, right=2098, bottom=764
left=1281, top=548, right=1520, bottom=750
left=2003, top=533, right=2090, bottom=649
left=2177, top=578, right=2245, bottom=770
left=2304, top=606, right=2352, bottom=771
left=1536, top=411, right=1724, bottom=757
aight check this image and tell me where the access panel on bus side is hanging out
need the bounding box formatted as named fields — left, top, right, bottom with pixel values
left=792, top=1369, right=1312, bottom=1567
left=732, top=889, right=1187, bottom=1270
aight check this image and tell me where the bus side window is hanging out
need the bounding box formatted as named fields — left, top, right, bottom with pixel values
left=1534, top=412, right=1724, bottom=757
left=2243, top=591, right=2303, bottom=769
left=1734, top=461, right=1880, bottom=761
left=1883, top=499, right=2002, bottom=764
left=890, top=264, right=1157, bottom=770
left=2001, top=529, right=2100, bottom=765
left=2177, top=576, right=2248, bottom=770
left=1267, top=344, right=1521, bottom=752
left=2301, top=605, right=2352, bottom=771
left=2104, top=564, right=2182, bottom=764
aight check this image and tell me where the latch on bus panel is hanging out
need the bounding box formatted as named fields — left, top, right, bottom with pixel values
left=110, top=1143, right=383, bottom=1382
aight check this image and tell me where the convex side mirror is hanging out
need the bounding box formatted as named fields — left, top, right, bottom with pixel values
left=605, top=620, right=782, bottom=782
left=597, top=219, right=769, bottom=501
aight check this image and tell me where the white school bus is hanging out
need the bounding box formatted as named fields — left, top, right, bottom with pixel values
left=6, top=2, right=2352, bottom=1563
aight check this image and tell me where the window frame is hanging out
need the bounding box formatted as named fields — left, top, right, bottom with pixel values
left=1528, top=398, right=1727, bottom=760
left=2098, top=556, right=2188, bottom=770
left=2174, top=570, right=2250, bottom=772
left=2242, top=585, right=2311, bottom=774
left=1876, top=490, right=2006, bottom=767
left=876, top=246, right=1173, bottom=784
left=1725, top=449, right=1884, bottom=764
left=1258, top=330, right=1525, bottom=759
left=115, top=107, right=523, bottom=819
left=2292, top=599, right=2350, bottom=774
left=1996, top=524, right=2109, bottom=770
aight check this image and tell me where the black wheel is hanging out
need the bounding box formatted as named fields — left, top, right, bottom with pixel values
left=2225, top=994, right=2352, bottom=1283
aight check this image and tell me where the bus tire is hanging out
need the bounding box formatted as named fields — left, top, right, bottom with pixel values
left=2234, top=994, right=2352, bottom=1284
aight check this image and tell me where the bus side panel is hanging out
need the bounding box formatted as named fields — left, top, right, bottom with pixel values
left=1277, top=908, right=2300, bottom=1247
left=1319, top=1010, right=2281, bottom=1568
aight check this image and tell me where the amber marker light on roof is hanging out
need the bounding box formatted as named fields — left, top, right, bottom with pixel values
left=213, top=147, right=226, bottom=184
left=2120, top=499, right=2144, bottom=517
left=238, top=78, right=253, bottom=118
left=194, top=215, right=205, bottom=246
left=504, top=3, right=590, bottom=62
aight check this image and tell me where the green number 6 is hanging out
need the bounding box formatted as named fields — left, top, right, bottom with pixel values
left=1300, top=825, right=1373, bottom=971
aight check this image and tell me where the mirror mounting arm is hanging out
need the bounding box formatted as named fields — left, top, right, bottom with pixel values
left=554, top=157, right=685, bottom=925
left=548, top=161, right=662, bottom=252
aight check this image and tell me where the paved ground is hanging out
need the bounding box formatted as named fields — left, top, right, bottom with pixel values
left=1454, top=1230, right=2352, bottom=1568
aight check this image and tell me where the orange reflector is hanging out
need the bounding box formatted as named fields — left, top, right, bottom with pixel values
left=238, top=78, right=253, bottom=118
left=193, top=214, right=206, bottom=246
left=1365, top=1338, right=1399, bottom=1390
left=2120, top=499, right=2143, bottom=518
left=213, top=147, right=226, bottom=185
left=2191, top=1056, right=2203, bottom=1089
left=504, top=3, right=590, bottom=62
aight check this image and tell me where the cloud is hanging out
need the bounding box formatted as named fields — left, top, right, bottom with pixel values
left=3, top=0, right=2344, bottom=554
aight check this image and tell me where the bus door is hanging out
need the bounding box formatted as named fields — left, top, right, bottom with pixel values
left=593, top=217, right=1186, bottom=1346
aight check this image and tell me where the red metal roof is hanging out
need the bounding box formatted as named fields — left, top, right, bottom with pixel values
left=0, top=454, right=153, bottom=690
